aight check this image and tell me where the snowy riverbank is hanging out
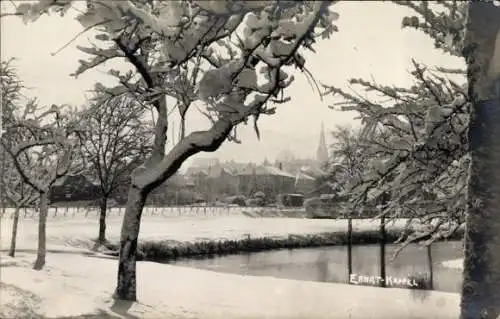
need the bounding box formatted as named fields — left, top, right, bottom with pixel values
left=1, top=252, right=460, bottom=319
left=0, top=216, right=408, bottom=252
left=1, top=215, right=464, bottom=262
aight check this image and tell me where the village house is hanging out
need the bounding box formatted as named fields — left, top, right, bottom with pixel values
left=185, top=164, right=239, bottom=203
left=235, top=164, right=297, bottom=200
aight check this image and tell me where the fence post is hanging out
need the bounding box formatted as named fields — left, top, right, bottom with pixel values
left=379, top=215, right=386, bottom=287
left=347, top=217, right=353, bottom=283
left=427, top=243, right=434, bottom=290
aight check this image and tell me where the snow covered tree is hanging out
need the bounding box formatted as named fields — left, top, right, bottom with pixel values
left=1, top=59, right=84, bottom=270
left=322, top=1, right=500, bottom=317
left=397, top=1, right=500, bottom=317
left=9, top=0, right=338, bottom=300
left=78, top=92, right=153, bottom=244
left=323, top=58, right=469, bottom=241
left=0, top=59, right=39, bottom=258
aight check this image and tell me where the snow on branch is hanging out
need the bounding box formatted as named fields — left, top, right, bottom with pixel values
left=2, top=154, right=39, bottom=209
left=396, top=0, right=467, bottom=57
left=131, top=1, right=334, bottom=189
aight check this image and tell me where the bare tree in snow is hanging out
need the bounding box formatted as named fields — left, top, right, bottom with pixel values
left=327, top=125, right=370, bottom=194
left=11, top=0, right=338, bottom=300
left=78, top=92, right=153, bottom=244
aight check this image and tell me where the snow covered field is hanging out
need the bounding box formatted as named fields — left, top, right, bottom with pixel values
left=0, top=215, right=409, bottom=252
left=0, top=252, right=460, bottom=319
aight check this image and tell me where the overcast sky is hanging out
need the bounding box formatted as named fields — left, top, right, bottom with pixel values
left=1, top=1, right=465, bottom=166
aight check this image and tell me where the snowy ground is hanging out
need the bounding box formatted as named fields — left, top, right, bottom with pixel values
left=0, top=215, right=408, bottom=252
left=0, top=215, right=462, bottom=318
left=0, top=252, right=460, bottom=319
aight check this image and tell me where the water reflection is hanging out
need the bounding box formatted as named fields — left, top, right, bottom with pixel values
left=168, top=241, right=463, bottom=293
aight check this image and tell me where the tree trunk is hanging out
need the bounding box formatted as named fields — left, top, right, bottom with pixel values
left=33, top=191, right=48, bottom=270
left=112, top=103, right=234, bottom=301
left=114, top=186, right=147, bottom=301
left=98, top=195, right=108, bottom=243
left=460, top=2, right=500, bottom=319
left=8, top=206, right=21, bottom=257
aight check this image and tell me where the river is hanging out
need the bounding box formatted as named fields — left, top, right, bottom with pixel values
left=167, top=240, right=463, bottom=293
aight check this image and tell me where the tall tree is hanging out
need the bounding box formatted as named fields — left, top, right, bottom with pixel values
left=10, top=0, right=337, bottom=300
left=78, top=93, right=152, bottom=244
left=460, top=1, right=500, bottom=318
left=1, top=60, right=84, bottom=270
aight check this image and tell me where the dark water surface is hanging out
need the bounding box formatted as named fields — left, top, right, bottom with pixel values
left=168, top=241, right=463, bottom=293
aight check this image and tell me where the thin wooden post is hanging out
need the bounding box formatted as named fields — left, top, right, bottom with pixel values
left=347, top=217, right=353, bottom=283
left=380, top=215, right=386, bottom=287
left=427, top=243, right=434, bottom=290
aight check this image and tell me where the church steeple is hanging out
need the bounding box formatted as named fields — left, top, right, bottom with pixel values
left=316, top=122, right=328, bottom=164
